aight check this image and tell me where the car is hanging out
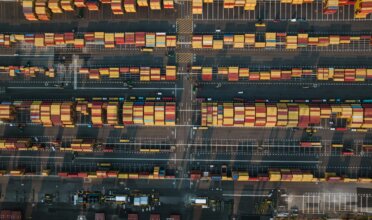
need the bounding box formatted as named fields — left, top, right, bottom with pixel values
left=157, top=92, right=163, bottom=96
left=237, top=91, right=244, bottom=94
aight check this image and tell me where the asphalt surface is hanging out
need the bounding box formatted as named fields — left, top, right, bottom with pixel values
left=0, top=0, right=371, bottom=219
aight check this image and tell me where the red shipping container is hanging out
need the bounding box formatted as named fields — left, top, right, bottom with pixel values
left=150, top=214, right=160, bottom=220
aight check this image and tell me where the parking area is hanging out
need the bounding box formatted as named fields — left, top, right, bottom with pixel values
left=191, top=1, right=372, bottom=21
left=288, top=192, right=372, bottom=214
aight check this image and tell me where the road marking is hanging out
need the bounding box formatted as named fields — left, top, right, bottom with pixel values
left=222, top=194, right=270, bottom=197
left=0, top=155, right=64, bottom=159
left=77, top=157, right=321, bottom=163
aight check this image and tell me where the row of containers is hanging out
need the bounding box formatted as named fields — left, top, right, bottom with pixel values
left=200, top=102, right=372, bottom=128
left=0, top=138, right=371, bottom=152
left=23, top=0, right=175, bottom=21
left=2, top=166, right=372, bottom=183
left=0, top=32, right=177, bottom=49
left=0, top=99, right=176, bottom=127
left=2, top=100, right=372, bottom=129
left=1, top=32, right=372, bottom=50
left=3, top=65, right=372, bottom=82
left=0, top=210, right=22, bottom=220
left=194, top=66, right=372, bottom=82
left=192, top=0, right=372, bottom=18
left=191, top=33, right=372, bottom=50
left=0, top=65, right=178, bottom=80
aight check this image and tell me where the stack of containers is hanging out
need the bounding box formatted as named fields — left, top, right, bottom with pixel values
left=91, top=102, right=105, bottom=127
left=244, top=0, right=256, bottom=10
left=223, top=103, right=234, bottom=126
left=345, top=69, right=356, bottom=82
left=309, top=104, right=321, bottom=125
left=291, top=170, right=303, bottom=181
left=355, top=0, right=372, bottom=18
left=239, top=68, right=249, bottom=79
left=48, top=0, right=63, bottom=13
left=206, top=102, right=213, bottom=126
left=286, top=35, right=298, bottom=49
left=135, top=32, right=146, bottom=47
left=61, top=102, right=74, bottom=127
left=298, top=104, right=310, bottom=128
left=255, top=103, right=266, bottom=126
left=104, top=33, right=115, bottom=48
left=228, top=67, right=239, bottom=81
left=115, top=33, right=125, bottom=45
left=74, top=0, right=86, bottom=7
left=165, top=102, right=176, bottom=125
left=287, top=104, right=299, bottom=127
left=269, top=169, right=281, bottom=181
left=30, top=101, right=42, bottom=124
left=0, top=103, right=15, bottom=121
left=244, top=34, right=255, bottom=46
left=150, top=0, right=161, bottom=9
left=0, top=139, right=31, bottom=150
left=234, top=103, right=245, bottom=126
left=233, top=35, right=244, bottom=48
left=125, top=32, right=135, bottom=45
left=137, top=0, right=148, bottom=6
left=362, top=104, right=372, bottom=128
left=192, top=0, right=203, bottom=14
left=150, top=68, right=161, bottom=81
left=123, top=102, right=133, bottom=125
left=71, top=139, right=94, bottom=152
left=260, top=71, right=270, bottom=80
left=202, top=35, right=213, bottom=48
left=111, top=0, right=124, bottom=14
left=244, top=104, right=255, bottom=127
left=223, top=34, right=234, bottom=47
left=140, top=67, right=150, bottom=81
left=45, top=33, right=55, bottom=46
left=265, top=33, right=276, bottom=48
left=281, top=169, right=293, bottom=181
left=276, top=103, right=288, bottom=126
left=204, top=0, right=213, bottom=3
left=192, top=36, right=203, bottom=48
left=133, top=101, right=144, bottom=124
left=23, top=0, right=38, bottom=20
left=297, top=34, right=308, bottom=47
left=144, top=102, right=155, bottom=125
left=318, top=36, right=330, bottom=47
left=165, top=66, right=177, bottom=80
left=40, top=102, right=53, bottom=127
left=155, top=103, right=165, bottom=125
left=235, top=0, right=245, bottom=7
left=201, top=103, right=207, bottom=126
left=323, top=0, right=339, bottom=14
left=86, top=0, right=100, bottom=10
left=201, top=67, right=213, bottom=81
left=146, top=33, right=156, bottom=48
left=224, top=0, right=235, bottom=8
left=356, top=68, right=367, bottom=81
left=61, top=0, right=75, bottom=11
left=94, top=32, right=105, bottom=46
left=106, top=102, right=118, bottom=126
left=266, top=104, right=277, bottom=127
left=109, top=67, right=119, bottom=78
left=156, top=33, right=166, bottom=48
left=50, top=102, right=62, bottom=126
left=76, top=101, right=89, bottom=116
left=124, top=0, right=137, bottom=12
left=333, top=69, right=345, bottom=81
left=163, top=0, right=174, bottom=8
left=34, top=34, right=45, bottom=47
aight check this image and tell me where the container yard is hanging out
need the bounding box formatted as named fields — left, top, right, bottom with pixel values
left=0, top=0, right=371, bottom=219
